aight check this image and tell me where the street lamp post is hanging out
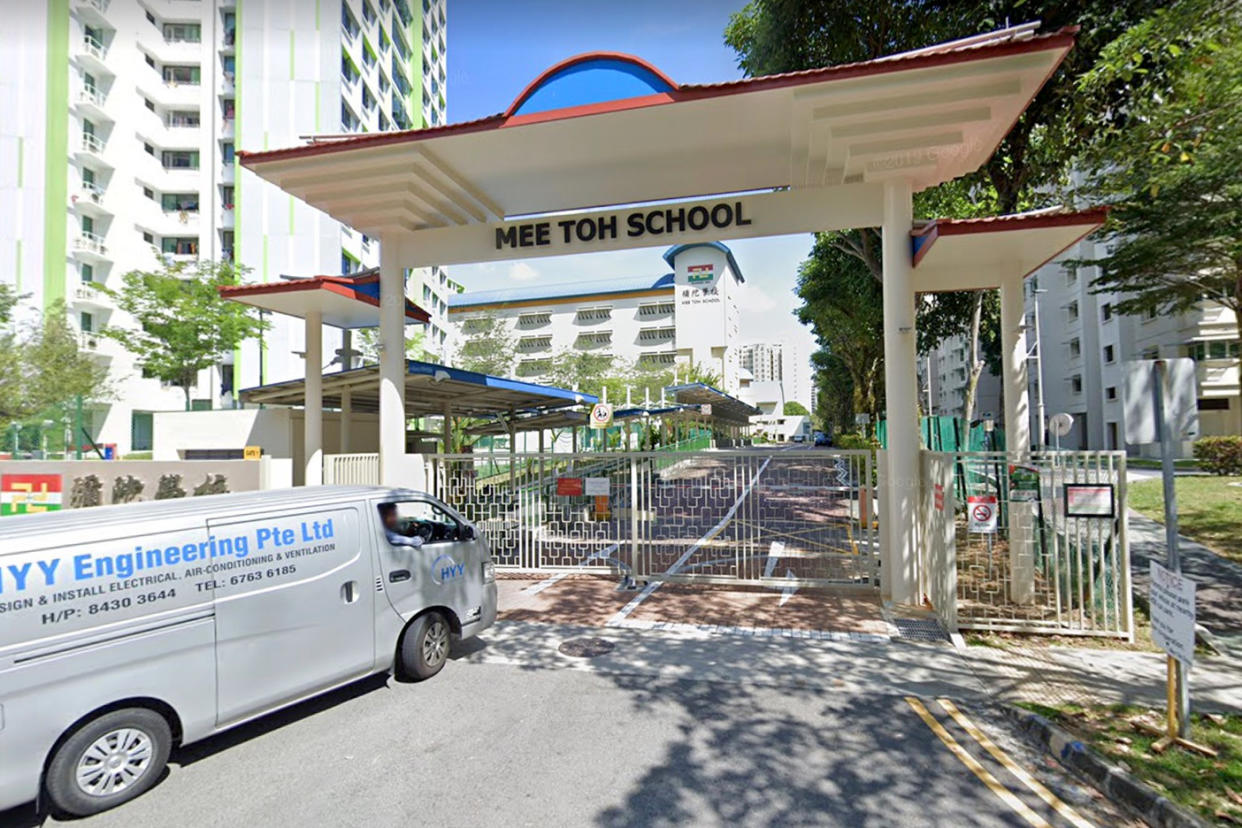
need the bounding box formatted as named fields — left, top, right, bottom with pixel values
left=1030, top=288, right=1048, bottom=450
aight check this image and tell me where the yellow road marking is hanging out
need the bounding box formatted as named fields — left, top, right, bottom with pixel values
left=905, top=697, right=1052, bottom=828
left=937, top=699, right=1096, bottom=828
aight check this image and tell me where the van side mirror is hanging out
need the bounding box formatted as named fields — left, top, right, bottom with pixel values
left=461, top=525, right=476, bottom=541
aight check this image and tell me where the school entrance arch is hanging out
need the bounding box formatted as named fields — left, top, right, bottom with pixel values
left=239, top=24, right=1099, bottom=606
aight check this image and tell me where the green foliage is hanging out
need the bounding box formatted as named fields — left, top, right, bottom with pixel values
left=1077, top=0, right=1242, bottom=317
left=782, top=400, right=809, bottom=416
left=456, top=312, right=517, bottom=376
left=98, top=259, right=267, bottom=409
left=834, top=432, right=881, bottom=452
left=0, top=299, right=110, bottom=425
left=1193, top=436, right=1242, bottom=476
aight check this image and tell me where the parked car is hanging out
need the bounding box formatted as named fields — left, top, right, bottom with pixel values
left=0, top=486, right=496, bottom=817
left=813, top=431, right=832, bottom=447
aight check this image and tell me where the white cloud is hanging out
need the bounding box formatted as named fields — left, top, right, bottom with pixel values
left=507, top=262, right=539, bottom=282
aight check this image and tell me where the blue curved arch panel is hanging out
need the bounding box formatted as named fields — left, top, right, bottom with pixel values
left=514, top=58, right=674, bottom=116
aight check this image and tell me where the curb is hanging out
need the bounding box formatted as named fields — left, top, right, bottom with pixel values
left=999, top=705, right=1209, bottom=828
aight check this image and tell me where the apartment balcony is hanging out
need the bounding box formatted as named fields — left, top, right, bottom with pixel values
left=156, top=208, right=201, bottom=235
left=218, top=163, right=235, bottom=184
left=74, top=86, right=112, bottom=120
left=74, top=34, right=111, bottom=74
left=220, top=71, right=235, bottom=94
left=77, top=331, right=115, bottom=361
left=70, top=182, right=110, bottom=216
left=137, top=31, right=202, bottom=66
left=220, top=28, right=236, bottom=54
left=72, top=283, right=112, bottom=310
left=1198, top=362, right=1240, bottom=390
left=74, top=0, right=110, bottom=25
left=72, top=231, right=109, bottom=261
left=149, top=80, right=202, bottom=108
left=219, top=204, right=235, bottom=229
left=219, top=116, right=235, bottom=140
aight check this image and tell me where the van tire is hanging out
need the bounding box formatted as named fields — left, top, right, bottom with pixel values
left=45, top=707, right=172, bottom=817
left=398, top=611, right=451, bottom=681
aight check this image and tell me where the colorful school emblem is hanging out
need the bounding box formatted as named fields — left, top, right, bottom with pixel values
left=686, top=264, right=714, bottom=283
left=1, top=474, right=64, bottom=516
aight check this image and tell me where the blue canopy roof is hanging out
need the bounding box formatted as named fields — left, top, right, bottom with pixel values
left=240, top=359, right=597, bottom=417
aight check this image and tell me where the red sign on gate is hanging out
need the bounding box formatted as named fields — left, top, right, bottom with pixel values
left=556, top=477, right=584, bottom=497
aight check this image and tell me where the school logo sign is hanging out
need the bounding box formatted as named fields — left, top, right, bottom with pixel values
left=1, top=474, right=63, bottom=516
left=686, top=264, right=714, bottom=284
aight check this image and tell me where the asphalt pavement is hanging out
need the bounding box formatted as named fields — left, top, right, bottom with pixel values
left=2, top=621, right=1136, bottom=828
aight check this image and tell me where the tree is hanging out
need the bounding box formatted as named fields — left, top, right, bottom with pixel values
left=1076, top=0, right=1242, bottom=421
left=726, top=0, right=1164, bottom=436
left=98, top=260, right=267, bottom=410
left=783, top=400, right=809, bottom=416
left=455, top=312, right=516, bottom=376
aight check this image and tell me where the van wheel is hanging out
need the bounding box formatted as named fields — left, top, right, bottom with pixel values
left=399, top=611, right=451, bottom=681
left=45, top=707, right=171, bottom=817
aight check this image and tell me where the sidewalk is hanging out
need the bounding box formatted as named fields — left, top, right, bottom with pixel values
left=1127, top=510, right=1242, bottom=640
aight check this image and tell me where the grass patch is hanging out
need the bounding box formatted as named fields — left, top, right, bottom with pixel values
left=1127, top=458, right=1201, bottom=470
left=1019, top=702, right=1242, bottom=824
left=1129, top=476, right=1242, bottom=563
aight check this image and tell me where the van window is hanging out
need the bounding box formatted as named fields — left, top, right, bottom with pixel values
left=377, top=500, right=466, bottom=545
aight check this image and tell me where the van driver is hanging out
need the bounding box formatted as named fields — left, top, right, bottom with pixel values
left=378, top=503, right=425, bottom=548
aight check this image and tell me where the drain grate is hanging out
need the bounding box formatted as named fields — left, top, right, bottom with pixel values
left=558, top=637, right=616, bottom=658
left=893, top=617, right=950, bottom=642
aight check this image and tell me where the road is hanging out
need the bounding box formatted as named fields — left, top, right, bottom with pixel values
left=2, top=622, right=1135, bottom=827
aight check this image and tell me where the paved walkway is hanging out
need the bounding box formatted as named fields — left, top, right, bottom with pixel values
left=1127, top=510, right=1242, bottom=641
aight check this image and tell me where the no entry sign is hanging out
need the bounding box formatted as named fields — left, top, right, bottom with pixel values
left=967, top=495, right=998, bottom=534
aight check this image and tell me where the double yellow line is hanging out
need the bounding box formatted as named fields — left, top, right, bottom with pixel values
left=906, top=697, right=1095, bottom=828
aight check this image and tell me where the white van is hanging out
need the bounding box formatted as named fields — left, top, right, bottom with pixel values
left=0, top=486, right=496, bottom=817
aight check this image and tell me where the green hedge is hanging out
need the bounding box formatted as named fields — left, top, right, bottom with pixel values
left=1193, top=436, right=1242, bottom=475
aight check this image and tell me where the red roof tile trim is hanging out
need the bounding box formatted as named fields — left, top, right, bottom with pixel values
left=911, top=207, right=1110, bottom=271
left=219, top=276, right=431, bottom=323
left=238, top=28, right=1077, bottom=169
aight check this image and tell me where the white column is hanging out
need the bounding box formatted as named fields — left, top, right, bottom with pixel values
left=1000, top=276, right=1031, bottom=454
left=379, top=243, right=406, bottom=485
left=304, top=310, right=324, bottom=486
left=339, top=329, right=353, bottom=454
left=339, top=387, right=352, bottom=454
left=881, top=179, right=920, bottom=605
left=1001, top=275, right=1035, bottom=603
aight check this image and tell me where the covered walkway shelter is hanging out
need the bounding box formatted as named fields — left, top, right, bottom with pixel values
left=238, top=23, right=1100, bottom=605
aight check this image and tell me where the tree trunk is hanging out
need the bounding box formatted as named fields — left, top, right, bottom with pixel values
left=959, top=292, right=986, bottom=450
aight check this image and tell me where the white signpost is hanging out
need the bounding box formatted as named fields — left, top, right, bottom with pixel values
left=583, top=477, right=610, bottom=497
left=1150, top=561, right=1197, bottom=667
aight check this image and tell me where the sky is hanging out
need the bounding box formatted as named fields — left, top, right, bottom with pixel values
left=442, top=0, right=819, bottom=353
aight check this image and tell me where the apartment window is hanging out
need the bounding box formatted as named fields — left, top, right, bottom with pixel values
left=1106, top=386, right=1117, bottom=401
left=142, top=232, right=154, bottom=244
left=221, top=230, right=234, bottom=261
left=222, top=100, right=235, bottom=120
left=342, top=4, right=361, bottom=37
left=80, top=263, right=94, bottom=283
left=1190, top=340, right=1242, bottom=360
left=161, top=193, right=199, bottom=212
left=144, top=98, right=156, bottom=112
left=81, top=216, right=94, bottom=235
left=83, top=72, right=97, bottom=93
left=143, top=187, right=155, bottom=200
left=1143, top=306, right=1159, bottom=321
left=363, top=40, right=377, bottom=69
left=1101, top=302, right=1112, bottom=322
left=167, top=110, right=200, bottom=127
left=363, top=0, right=377, bottom=24
left=1064, top=267, right=1077, bottom=286
left=222, top=12, right=236, bottom=45
left=221, top=143, right=235, bottom=163
left=1069, top=338, right=1081, bottom=359
left=163, top=23, right=202, bottom=43
left=82, top=168, right=96, bottom=187
left=1071, top=375, right=1083, bottom=394
left=1198, top=398, right=1230, bottom=411
left=221, top=186, right=234, bottom=208
left=222, top=55, right=235, bottom=74
left=163, top=65, right=201, bottom=85
left=1067, top=301, right=1079, bottom=322
left=162, top=150, right=199, bottom=169
left=1143, top=346, right=1159, bottom=360
left=145, top=10, right=156, bottom=25
left=161, top=237, right=198, bottom=256
left=1103, top=345, right=1115, bottom=363
left=144, top=54, right=156, bottom=69
left=80, top=312, right=94, bottom=332
left=145, top=143, right=155, bottom=156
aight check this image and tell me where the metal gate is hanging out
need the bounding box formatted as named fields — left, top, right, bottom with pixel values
left=921, top=450, right=1133, bottom=638
left=424, top=449, right=878, bottom=590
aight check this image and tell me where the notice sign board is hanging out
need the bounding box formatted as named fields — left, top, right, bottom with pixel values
left=589, top=403, right=613, bottom=429
left=967, top=495, right=997, bottom=534
left=1150, top=561, right=1197, bottom=666
left=1064, top=484, right=1115, bottom=518
left=1008, top=464, right=1040, bottom=502
left=584, top=477, right=610, bottom=497
left=556, top=477, right=584, bottom=497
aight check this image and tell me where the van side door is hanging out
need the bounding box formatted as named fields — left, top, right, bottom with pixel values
left=373, top=498, right=479, bottom=621
left=207, top=505, right=374, bottom=725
